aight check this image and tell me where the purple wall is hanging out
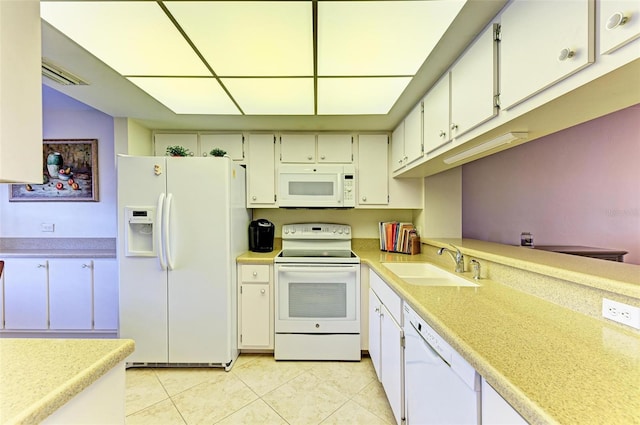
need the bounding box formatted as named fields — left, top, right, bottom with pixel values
left=462, top=104, right=640, bottom=264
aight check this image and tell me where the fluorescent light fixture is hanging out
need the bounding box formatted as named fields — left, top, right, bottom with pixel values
left=222, top=78, right=314, bottom=115
left=318, top=77, right=412, bottom=115
left=443, top=132, right=528, bottom=164
left=41, top=2, right=209, bottom=76
left=127, top=77, right=240, bottom=115
left=318, top=1, right=466, bottom=76
left=166, top=1, right=313, bottom=77
left=42, top=59, right=88, bottom=86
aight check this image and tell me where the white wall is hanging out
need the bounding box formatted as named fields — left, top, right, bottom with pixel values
left=0, top=86, right=116, bottom=237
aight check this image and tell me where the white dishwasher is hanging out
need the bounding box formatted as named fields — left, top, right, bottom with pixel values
left=404, top=304, right=481, bottom=425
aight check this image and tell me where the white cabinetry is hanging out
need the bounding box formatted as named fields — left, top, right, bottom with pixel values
left=599, top=0, right=640, bottom=55
left=450, top=24, right=499, bottom=139
left=500, top=0, right=595, bottom=110
left=154, top=133, right=198, bottom=156
left=49, top=259, right=93, bottom=330
left=3, top=259, right=49, bottom=329
left=391, top=103, right=422, bottom=172
left=481, top=378, right=528, bottom=424
left=238, top=264, right=273, bottom=349
left=280, top=134, right=352, bottom=163
left=199, top=133, right=244, bottom=160
left=93, top=259, right=118, bottom=330
left=247, top=134, right=276, bottom=207
left=423, top=74, right=451, bottom=155
left=357, top=135, right=389, bottom=206
left=369, top=270, right=404, bottom=425
left=0, top=0, right=42, bottom=183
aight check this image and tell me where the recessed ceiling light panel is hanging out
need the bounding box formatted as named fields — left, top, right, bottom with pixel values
left=127, top=77, right=240, bottom=115
left=317, top=77, right=412, bottom=115
left=222, top=78, right=314, bottom=115
left=166, top=1, right=313, bottom=77
left=318, top=0, right=466, bottom=76
left=41, top=1, right=210, bottom=76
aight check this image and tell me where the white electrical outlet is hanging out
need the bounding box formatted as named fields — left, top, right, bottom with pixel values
left=41, top=223, right=55, bottom=232
left=602, top=298, right=640, bottom=330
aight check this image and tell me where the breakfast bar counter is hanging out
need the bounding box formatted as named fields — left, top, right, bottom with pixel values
left=0, top=338, right=134, bottom=425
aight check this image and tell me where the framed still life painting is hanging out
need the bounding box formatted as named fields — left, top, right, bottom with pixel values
left=9, top=139, right=99, bottom=202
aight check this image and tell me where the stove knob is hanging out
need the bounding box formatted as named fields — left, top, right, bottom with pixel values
left=291, top=228, right=296, bottom=234
left=283, top=228, right=289, bottom=235
left=338, top=228, right=343, bottom=234
left=345, top=228, right=350, bottom=235
left=332, top=227, right=337, bottom=233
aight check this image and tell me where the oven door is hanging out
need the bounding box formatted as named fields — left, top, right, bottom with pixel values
left=275, top=264, right=360, bottom=333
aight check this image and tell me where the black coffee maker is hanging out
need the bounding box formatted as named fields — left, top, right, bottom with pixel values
left=248, top=219, right=275, bottom=252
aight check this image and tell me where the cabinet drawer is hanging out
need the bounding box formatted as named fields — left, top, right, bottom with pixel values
left=370, top=270, right=402, bottom=324
left=240, top=264, right=270, bottom=282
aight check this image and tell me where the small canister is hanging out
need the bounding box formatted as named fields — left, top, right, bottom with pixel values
left=409, top=230, right=421, bottom=255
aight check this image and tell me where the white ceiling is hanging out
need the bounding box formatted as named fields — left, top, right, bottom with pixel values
left=40, top=0, right=508, bottom=131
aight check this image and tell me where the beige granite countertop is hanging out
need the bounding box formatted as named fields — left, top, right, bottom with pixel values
left=0, top=338, right=135, bottom=425
left=237, top=238, right=640, bottom=425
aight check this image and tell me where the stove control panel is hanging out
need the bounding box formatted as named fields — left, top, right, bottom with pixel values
left=282, top=223, right=351, bottom=239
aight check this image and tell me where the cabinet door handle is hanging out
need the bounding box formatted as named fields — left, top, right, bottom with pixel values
left=450, top=123, right=458, bottom=131
left=439, top=130, right=447, bottom=138
left=82, top=264, right=92, bottom=269
left=251, top=195, right=257, bottom=201
left=307, top=155, right=313, bottom=160
left=252, top=271, right=258, bottom=277
left=362, top=196, right=367, bottom=202
left=374, top=307, right=380, bottom=313
left=260, top=289, right=266, bottom=294
left=320, top=155, right=326, bottom=160
left=37, top=264, right=46, bottom=268
left=606, top=11, right=629, bottom=30
left=558, top=48, right=575, bottom=61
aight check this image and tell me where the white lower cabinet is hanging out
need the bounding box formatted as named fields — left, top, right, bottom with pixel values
left=93, top=259, right=119, bottom=330
left=369, top=270, right=404, bottom=425
left=49, top=259, right=93, bottom=330
left=238, top=264, right=273, bottom=349
left=1, top=257, right=118, bottom=332
left=3, top=259, right=49, bottom=329
left=482, top=378, right=528, bottom=424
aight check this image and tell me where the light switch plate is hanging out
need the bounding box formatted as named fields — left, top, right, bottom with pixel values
left=41, top=223, right=55, bottom=232
left=602, top=298, right=640, bottom=330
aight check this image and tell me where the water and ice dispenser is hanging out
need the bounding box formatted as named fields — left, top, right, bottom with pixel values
left=124, top=207, right=156, bottom=256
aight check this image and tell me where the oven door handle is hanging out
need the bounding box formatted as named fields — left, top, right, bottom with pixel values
left=277, top=265, right=357, bottom=273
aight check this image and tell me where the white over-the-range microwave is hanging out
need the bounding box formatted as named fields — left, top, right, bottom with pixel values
left=278, top=164, right=355, bottom=208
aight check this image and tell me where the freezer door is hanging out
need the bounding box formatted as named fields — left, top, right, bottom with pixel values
left=117, top=155, right=169, bottom=363
left=165, top=157, right=241, bottom=364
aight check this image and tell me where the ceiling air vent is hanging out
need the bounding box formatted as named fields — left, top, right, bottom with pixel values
left=42, top=59, right=88, bottom=86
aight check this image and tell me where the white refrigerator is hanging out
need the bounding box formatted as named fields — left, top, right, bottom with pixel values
left=117, top=155, right=250, bottom=369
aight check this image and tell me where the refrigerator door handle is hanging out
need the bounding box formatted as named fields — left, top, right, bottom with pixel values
left=156, top=193, right=167, bottom=270
left=165, top=192, right=175, bottom=270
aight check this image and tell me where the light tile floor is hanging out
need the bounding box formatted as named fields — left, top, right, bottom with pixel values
left=125, top=354, right=395, bottom=425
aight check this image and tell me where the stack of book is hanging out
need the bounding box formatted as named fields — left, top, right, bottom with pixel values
left=379, top=221, right=418, bottom=254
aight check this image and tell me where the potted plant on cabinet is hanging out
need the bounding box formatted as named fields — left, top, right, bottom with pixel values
left=166, top=145, right=191, bottom=157
left=209, top=148, right=227, bottom=157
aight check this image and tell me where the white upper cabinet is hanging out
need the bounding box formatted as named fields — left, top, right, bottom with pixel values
left=199, top=133, right=244, bottom=160
left=247, top=134, right=276, bottom=207
left=317, top=134, right=353, bottom=163
left=391, top=121, right=405, bottom=173
left=0, top=0, right=42, bottom=183
left=423, top=73, right=451, bottom=155
left=154, top=133, right=197, bottom=156
left=391, top=102, right=423, bottom=172
left=500, top=0, right=595, bottom=110
left=280, top=133, right=353, bottom=163
left=357, top=134, right=389, bottom=206
left=450, top=24, right=499, bottom=139
left=599, top=0, right=640, bottom=55
left=280, top=134, right=316, bottom=163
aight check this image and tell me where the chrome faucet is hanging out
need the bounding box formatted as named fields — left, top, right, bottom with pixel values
left=437, top=244, right=465, bottom=273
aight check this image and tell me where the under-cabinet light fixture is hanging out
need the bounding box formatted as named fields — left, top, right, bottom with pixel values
left=42, top=59, right=88, bottom=86
left=443, top=132, right=528, bottom=165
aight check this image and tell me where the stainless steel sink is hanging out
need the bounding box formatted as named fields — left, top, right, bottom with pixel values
left=381, top=262, right=479, bottom=287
